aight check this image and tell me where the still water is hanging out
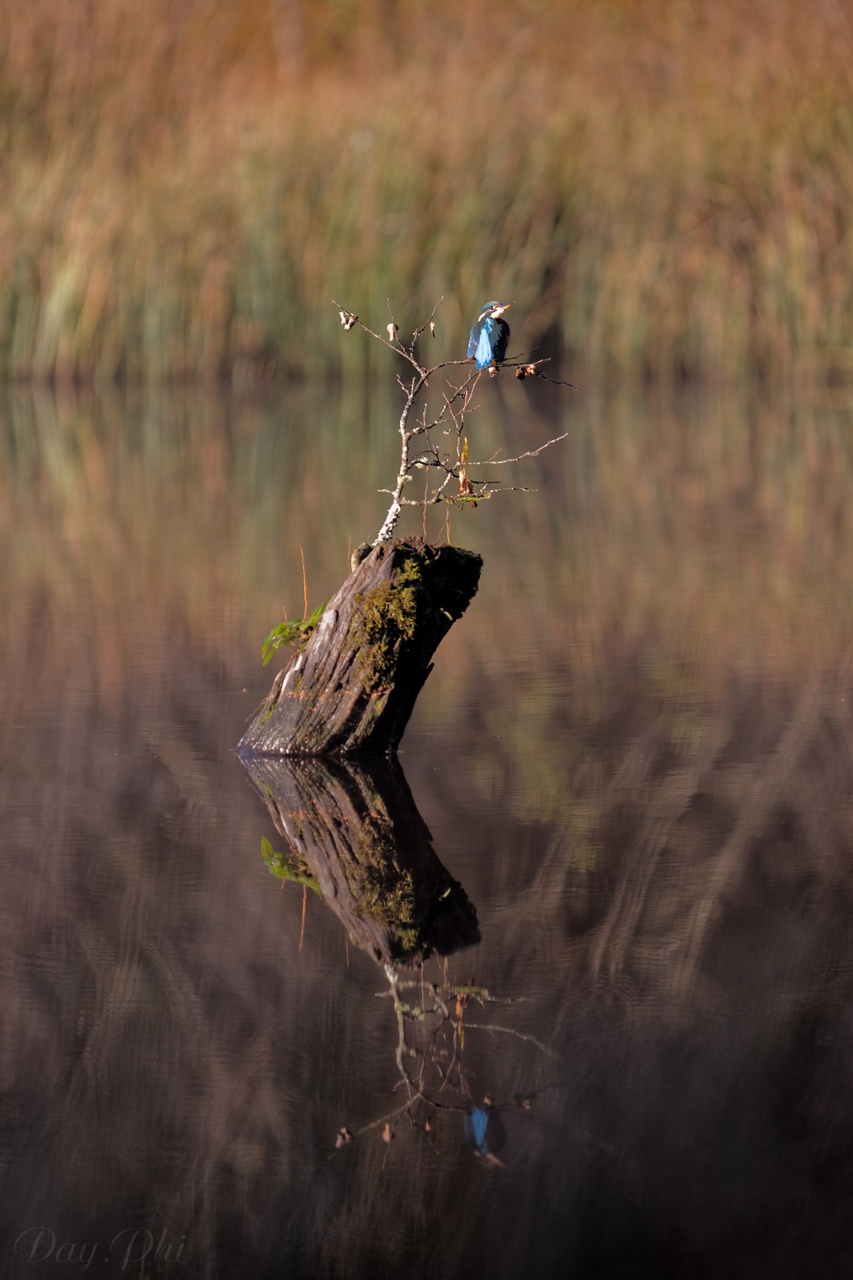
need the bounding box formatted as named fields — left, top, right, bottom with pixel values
left=3, top=378, right=853, bottom=1278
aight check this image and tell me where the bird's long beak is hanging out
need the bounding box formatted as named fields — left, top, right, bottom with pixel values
left=493, top=301, right=515, bottom=317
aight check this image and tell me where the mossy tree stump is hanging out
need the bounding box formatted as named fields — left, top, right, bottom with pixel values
left=239, top=537, right=482, bottom=756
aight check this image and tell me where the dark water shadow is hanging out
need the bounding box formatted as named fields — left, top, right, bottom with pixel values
left=241, top=754, right=480, bottom=967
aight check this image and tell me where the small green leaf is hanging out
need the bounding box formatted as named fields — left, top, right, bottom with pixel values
left=261, top=598, right=329, bottom=664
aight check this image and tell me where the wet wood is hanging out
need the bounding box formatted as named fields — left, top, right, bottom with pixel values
left=239, top=537, right=482, bottom=756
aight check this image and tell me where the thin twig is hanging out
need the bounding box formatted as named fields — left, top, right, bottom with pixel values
left=475, top=433, right=571, bottom=466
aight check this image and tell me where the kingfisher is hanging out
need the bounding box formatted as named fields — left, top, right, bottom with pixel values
left=467, top=300, right=514, bottom=369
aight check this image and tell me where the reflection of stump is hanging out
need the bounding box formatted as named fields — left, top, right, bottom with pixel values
left=239, top=538, right=482, bottom=756
left=243, top=755, right=480, bottom=966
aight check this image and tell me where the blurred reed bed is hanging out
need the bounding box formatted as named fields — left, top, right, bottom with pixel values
left=3, top=0, right=853, bottom=383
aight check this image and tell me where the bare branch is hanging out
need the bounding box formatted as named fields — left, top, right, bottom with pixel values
left=473, top=432, right=571, bottom=466
left=334, top=301, right=574, bottom=543
left=505, top=355, right=579, bottom=388
left=410, top=296, right=444, bottom=348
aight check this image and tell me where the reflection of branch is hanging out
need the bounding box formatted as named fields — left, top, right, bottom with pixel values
left=462, top=1022, right=562, bottom=1059
left=244, top=755, right=558, bottom=1161
left=329, top=964, right=562, bottom=1159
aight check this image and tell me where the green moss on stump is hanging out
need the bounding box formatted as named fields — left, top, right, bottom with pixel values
left=349, top=544, right=477, bottom=694
left=351, top=555, right=422, bottom=688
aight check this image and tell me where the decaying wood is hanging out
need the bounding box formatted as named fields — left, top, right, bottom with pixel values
left=239, top=537, right=482, bottom=757
left=243, top=754, right=480, bottom=966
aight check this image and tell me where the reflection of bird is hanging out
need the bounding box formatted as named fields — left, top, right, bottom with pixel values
left=467, top=301, right=514, bottom=369
left=463, top=1098, right=506, bottom=1164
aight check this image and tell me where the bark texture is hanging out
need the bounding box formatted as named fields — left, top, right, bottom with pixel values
left=239, top=538, right=482, bottom=757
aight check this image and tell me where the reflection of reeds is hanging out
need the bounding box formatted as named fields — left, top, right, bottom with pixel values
left=413, top=648, right=853, bottom=1086
left=5, top=1, right=853, bottom=381
left=9, top=380, right=853, bottom=1006
left=6, top=382, right=853, bottom=708
left=8, top=382, right=853, bottom=1272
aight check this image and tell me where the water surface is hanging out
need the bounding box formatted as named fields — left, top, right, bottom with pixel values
left=3, top=379, right=853, bottom=1278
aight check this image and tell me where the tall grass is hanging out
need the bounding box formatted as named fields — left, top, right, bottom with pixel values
left=4, top=0, right=853, bottom=383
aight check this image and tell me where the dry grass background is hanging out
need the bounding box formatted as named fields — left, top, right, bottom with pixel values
left=3, top=0, right=853, bottom=383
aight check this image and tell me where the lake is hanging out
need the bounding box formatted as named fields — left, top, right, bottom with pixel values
left=3, top=375, right=853, bottom=1279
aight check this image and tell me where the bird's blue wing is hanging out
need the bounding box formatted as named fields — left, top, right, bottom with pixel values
left=467, top=324, right=479, bottom=360
left=473, top=325, right=494, bottom=369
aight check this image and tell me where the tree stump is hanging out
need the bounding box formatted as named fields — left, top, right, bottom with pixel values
left=243, top=754, right=480, bottom=966
left=238, top=537, right=482, bottom=756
